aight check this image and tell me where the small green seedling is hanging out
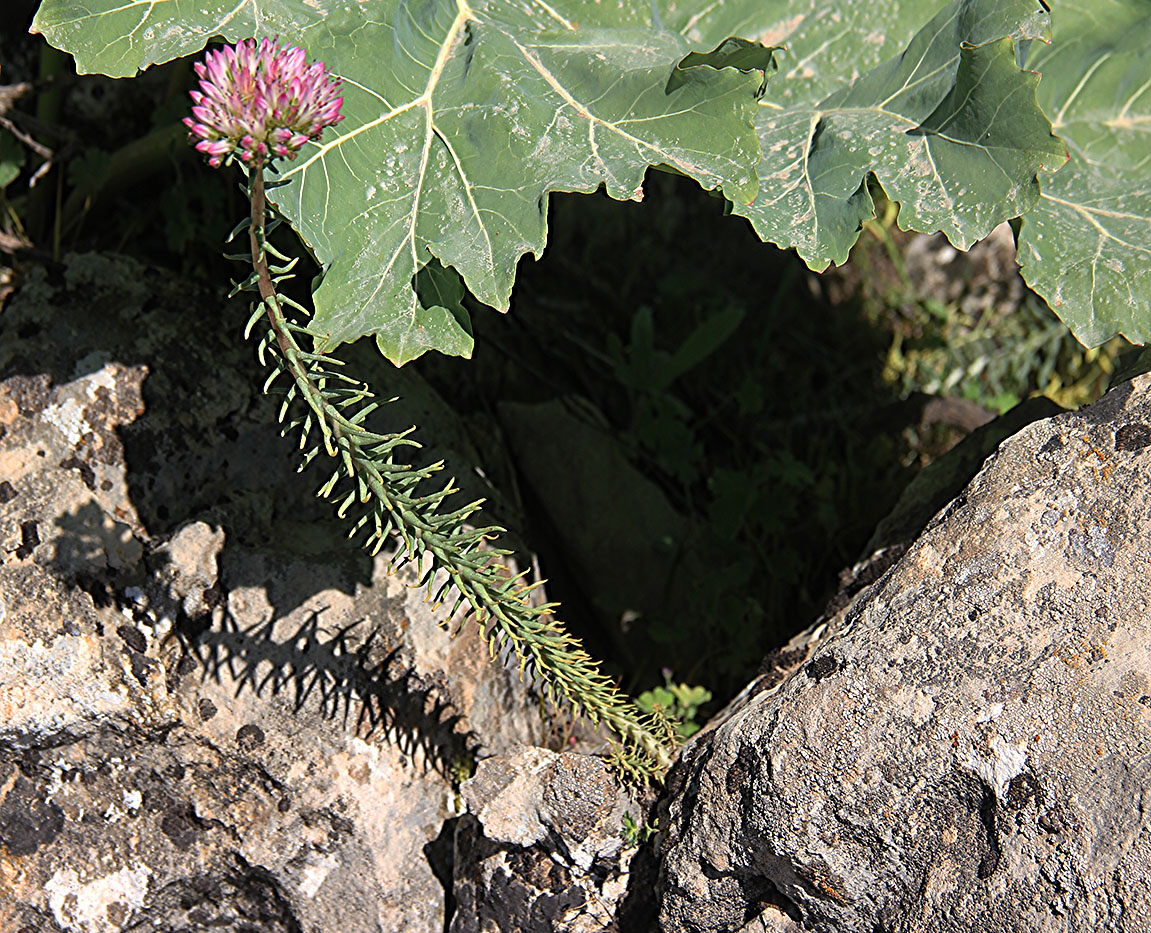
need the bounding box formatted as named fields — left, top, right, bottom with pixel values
left=620, top=811, right=662, bottom=846
left=637, top=670, right=713, bottom=739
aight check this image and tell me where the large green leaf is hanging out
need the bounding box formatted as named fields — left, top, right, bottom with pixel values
left=32, top=0, right=769, bottom=364
left=669, top=0, right=1064, bottom=270
left=1018, top=0, right=1151, bottom=347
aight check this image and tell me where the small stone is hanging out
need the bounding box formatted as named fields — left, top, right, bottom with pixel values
left=0, top=794, right=64, bottom=856
left=161, top=522, right=225, bottom=619
left=804, top=654, right=840, bottom=680
left=14, top=520, right=39, bottom=559
left=160, top=804, right=199, bottom=850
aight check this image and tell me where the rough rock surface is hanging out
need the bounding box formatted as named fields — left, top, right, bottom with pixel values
left=451, top=746, right=651, bottom=933
left=657, top=375, right=1151, bottom=932
left=0, top=253, right=549, bottom=932
left=12, top=251, right=1151, bottom=933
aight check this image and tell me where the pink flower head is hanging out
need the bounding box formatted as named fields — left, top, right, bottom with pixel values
left=184, top=37, right=344, bottom=169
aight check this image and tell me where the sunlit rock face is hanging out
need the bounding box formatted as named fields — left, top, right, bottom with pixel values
left=656, top=375, right=1151, bottom=933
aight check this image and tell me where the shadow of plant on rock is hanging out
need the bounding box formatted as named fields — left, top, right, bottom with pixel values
left=183, top=604, right=480, bottom=779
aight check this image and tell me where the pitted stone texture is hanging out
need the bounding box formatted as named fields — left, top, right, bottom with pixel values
left=462, top=747, right=632, bottom=871
left=657, top=376, right=1151, bottom=933
left=0, top=563, right=176, bottom=751
left=0, top=253, right=546, bottom=933
left=0, top=364, right=147, bottom=576
left=158, top=521, right=224, bottom=620
left=0, top=548, right=503, bottom=933
left=453, top=747, right=649, bottom=932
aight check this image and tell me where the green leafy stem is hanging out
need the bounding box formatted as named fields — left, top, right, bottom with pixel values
left=237, top=167, right=675, bottom=781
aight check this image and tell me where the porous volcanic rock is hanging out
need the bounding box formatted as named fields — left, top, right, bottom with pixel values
left=656, top=375, right=1151, bottom=932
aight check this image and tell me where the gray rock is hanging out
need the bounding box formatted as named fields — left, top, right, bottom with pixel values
left=452, top=746, right=651, bottom=933
left=0, top=253, right=546, bottom=932
left=158, top=521, right=224, bottom=620
left=498, top=398, right=689, bottom=630
left=657, top=375, right=1151, bottom=932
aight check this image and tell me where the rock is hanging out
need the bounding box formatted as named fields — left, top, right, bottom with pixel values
left=0, top=364, right=147, bottom=576
left=0, top=562, right=176, bottom=753
left=158, top=521, right=224, bottom=620
left=497, top=398, right=689, bottom=629
left=451, top=746, right=651, bottom=933
left=0, top=253, right=546, bottom=932
left=19, top=252, right=1147, bottom=933
left=462, top=747, right=636, bottom=872
left=656, top=375, right=1151, bottom=932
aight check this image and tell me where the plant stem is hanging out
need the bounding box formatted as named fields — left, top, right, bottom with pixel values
left=244, top=168, right=674, bottom=780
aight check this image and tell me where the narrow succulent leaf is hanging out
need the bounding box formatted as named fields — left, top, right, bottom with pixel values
left=339, top=490, right=361, bottom=518
left=263, top=241, right=296, bottom=263
left=278, top=387, right=298, bottom=421
left=279, top=296, right=314, bottom=315
left=226, top=216, right=252, bottom=242
left=318, top=469, right=341, bottom=498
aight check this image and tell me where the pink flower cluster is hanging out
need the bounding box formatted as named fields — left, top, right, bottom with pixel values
left=184, top=37, right=344, bottom=168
